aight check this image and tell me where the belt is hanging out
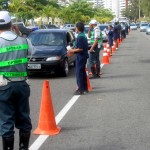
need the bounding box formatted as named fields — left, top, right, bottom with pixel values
left=6, top=77, right=27, bottom=82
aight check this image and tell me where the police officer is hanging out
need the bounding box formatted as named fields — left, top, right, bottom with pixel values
left=0, top=11, right=32, bottom=150
left=88, top=20, right=102, bottom=79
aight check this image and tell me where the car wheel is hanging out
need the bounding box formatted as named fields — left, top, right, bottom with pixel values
left=61, top=59, right=69, bottom=77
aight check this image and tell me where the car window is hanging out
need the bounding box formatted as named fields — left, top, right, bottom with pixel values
left=131, top=24, right=136, bottom=26
left=141, top=24, right=148, bottom=26
left=69, top=31, right=75, bottom=42
left=66, top=32, right=72, bottom=45
left=28, top=32, right=65, bottom=46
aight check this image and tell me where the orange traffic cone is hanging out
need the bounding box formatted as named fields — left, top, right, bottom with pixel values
left=86, top=67, right=92, bottom=91
left=34, top=80, right=61, bottom=135
left=107, top=48, right=111, bottom=58
left=102, top=52, right=110, bottom=64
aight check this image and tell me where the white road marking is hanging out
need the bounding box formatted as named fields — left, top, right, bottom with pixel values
left=29, top=64, right=105, bottom=150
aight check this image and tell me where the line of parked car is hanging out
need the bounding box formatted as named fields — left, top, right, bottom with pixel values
left=12, top=22, right=110, bottom=77
left=130, top=21, right=150, bottom=35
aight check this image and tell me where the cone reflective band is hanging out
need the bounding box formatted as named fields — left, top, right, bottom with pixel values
left=0, top=58, right=28, bottom=67
left=0, top=72, right=27, bottom=77
left=0, top=44, right=28, bottom=54
left=103, top=53, right=108, bottom=56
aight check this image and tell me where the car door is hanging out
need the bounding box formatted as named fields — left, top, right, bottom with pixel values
left=66, top=31, right=76, bottom=64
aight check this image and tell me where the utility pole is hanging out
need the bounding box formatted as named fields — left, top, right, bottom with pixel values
left=139, top=0, right=141, bottom=19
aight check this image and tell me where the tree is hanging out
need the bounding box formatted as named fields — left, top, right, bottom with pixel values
left=141, top=0, right=150, bottom=17
left=0, top=0, right=9, bottom=10
left=122, top=0, right=139, bottom=22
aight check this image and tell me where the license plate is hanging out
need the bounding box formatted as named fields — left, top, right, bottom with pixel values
left=27, top=64, right=41, bottom=69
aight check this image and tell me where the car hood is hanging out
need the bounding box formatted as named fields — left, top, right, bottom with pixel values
left=30, top=45, right=66, bottom=57
left=141, top=26, right=147, bottom=29
left=146, top=27, right=150, bottom=31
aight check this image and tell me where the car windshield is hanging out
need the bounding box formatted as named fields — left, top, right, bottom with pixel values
left=28, top=32, right=65, bottom=46
left=99, top=25, right=108, bottom=31
left=141, top=24, right=148, bottom=26
left=131, top=24, right=136, bottom=26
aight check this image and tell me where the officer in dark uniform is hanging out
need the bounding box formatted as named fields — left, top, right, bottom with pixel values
left=0, top=11, right=32, bottom=150
left=88, top=20, right=102, bottom=79
left=68, top=22, right=89, bottom=95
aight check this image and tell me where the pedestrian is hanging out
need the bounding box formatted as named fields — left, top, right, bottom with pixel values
left=88, top=20, right=102, bottom=79
left=113, top=22, right=119, bottom=49
left=106, top=25, right=114, bottom=56
left=121, top=22, right=126, bottom=39
left=125, top=22, right=129, bottom=35
left=117, top=21, right=121, bottom=44
left=68, top=22, right=89, bottom=95
left=0, top=11, right=33, bottom=150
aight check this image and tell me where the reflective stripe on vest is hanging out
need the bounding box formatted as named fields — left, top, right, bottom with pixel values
left=0, top=72, right=27, bottom=77
left=0, top=58, right=28, bottom=67
left=0, top=37, right=28, bottom=78
left=90, top=31, right=102, bottom=44
left=0, top=44, right=28, bottom=54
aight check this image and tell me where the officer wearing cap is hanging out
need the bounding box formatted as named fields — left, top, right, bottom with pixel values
left=0, top=11, right=32, bottom=150
left=88, top=19, right=102, bottom=79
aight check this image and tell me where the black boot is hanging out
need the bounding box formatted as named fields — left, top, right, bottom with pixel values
left=19, top=131, right=31, bottom=150
left=2, top=136, right=14, bottom=150
left=89, top=67, right=97, bottom=79
left=96, top=67, right=101, bottom=78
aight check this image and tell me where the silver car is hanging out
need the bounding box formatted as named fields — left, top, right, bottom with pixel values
left=140, top=23, right=148, bottom=32
left=146, top=24, right=150, bottom=35
left=130, top=23, right=137, bottom=30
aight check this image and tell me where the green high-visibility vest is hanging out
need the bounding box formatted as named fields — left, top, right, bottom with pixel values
left=90, top=29, right=102, bottom=44
left=0, top=36, right=29, bottom=78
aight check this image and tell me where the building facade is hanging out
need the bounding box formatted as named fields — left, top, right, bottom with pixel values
left=87, top=0, right=105, bottom=8
left=103, top=0, right=128, bottom=18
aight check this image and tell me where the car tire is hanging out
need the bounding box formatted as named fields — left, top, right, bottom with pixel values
left=56, top=59, right=69, bottom=77
left=61, top=59, right=69, bottom=77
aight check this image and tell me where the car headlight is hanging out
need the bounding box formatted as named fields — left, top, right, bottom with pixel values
left=46, top=56, right=61, bottom=61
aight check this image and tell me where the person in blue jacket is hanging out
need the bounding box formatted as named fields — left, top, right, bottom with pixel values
left=68, top=22, right=89, bottom=95
left=107, top=25, right=114, bottom=56
left=113, top=22, right=119, bottom=49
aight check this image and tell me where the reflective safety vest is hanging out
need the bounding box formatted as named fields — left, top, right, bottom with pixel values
left=0, top=36, right=29, bottom=78
left=90, top=27, right=102, bottom=44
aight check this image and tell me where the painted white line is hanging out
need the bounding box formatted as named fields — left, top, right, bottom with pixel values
left=29, top=95, right=80, bottom=150
left=29, top=64, right=105, bottom=150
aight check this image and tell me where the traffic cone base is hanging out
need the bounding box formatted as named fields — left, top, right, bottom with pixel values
left=34, top=126, right=61, bottom=135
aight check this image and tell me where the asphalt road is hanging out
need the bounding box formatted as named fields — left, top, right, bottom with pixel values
left=1, top=29, right=150, bottom=150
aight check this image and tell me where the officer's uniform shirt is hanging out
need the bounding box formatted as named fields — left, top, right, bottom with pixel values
left=0, top=31, right=33, bottom=81
left=76, top=33, right=88, bottom=58
left=0, top=31, right=33, bottom=52
left=93, top=26, right=101, bottom=48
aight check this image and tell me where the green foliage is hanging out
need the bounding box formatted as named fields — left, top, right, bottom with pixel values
left=141, top=0, right=150, bottom=17
left=7, top=0, right=114, bottom=25
left=0, top=0, right=9, bottom=10
left=58, top=0, right=114, bottom=24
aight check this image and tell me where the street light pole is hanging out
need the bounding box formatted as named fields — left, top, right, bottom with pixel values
left=139, top=0, right=141, bottom=19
